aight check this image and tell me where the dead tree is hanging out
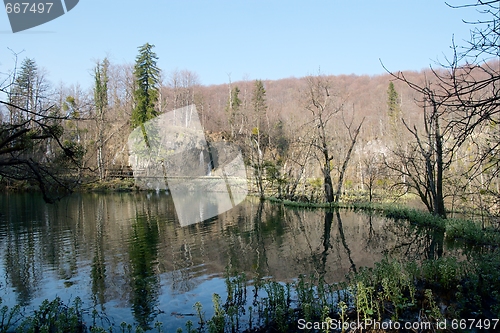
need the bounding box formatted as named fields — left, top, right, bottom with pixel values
left=304, top=74, right=343, bottom=203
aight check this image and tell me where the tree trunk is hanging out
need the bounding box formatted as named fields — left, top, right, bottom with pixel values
left=335, top=118, right=364, bottom=202
left=324, top=167, right=334, bottom=203
left=434, top=112, right=446, bottom=218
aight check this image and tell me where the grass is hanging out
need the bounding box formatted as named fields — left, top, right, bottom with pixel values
left=267, top=195, right=500, bottom=248
left=79, top=178, right=136, bottom=192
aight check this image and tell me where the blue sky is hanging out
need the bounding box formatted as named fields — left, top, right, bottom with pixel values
left=0, top=0, right=485, bottom=90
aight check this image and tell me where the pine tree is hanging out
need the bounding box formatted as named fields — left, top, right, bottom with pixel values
left=94, top=59, right=108, bottom=116
left=14, top=58, right=37, bottom=110
left=131, top=43, right=160, bottom=129
left=10, top=58, right=47, bottom=121
left=94, top=58, right=109, bottom=180
left=251, top=80, right=267, bottom=199
left=225, top=86, right=241, bottom=137
left=387, top=82, right=401, bottom=128
left=252, top=80, right=267, bottom=119
left=228, top=86, right=241, bottom=113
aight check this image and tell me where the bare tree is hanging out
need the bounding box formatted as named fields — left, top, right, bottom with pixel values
left=105, top=63, right=136, bottom=170
left=386, top=1, right=500, bottom=217
left=334, top=109, right=365, bottom=202
left=385, top=86, right=449, bottom=218
left=0, top=93, right=84, bottom=202
left=167, top=69, right=200, bottom=109
left=304, top=74, right=343, bottom=203
left=304, top=74, right=364, bottom=203
left=358, top=140, right=387, bottom=202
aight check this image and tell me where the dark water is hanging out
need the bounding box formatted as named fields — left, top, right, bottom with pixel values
left=0, top=192, right=450, bottom=331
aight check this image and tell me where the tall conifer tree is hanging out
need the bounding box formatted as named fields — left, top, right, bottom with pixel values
left=251, top=80, right=267, bottom=198
left=252, top=80, right=267, bottom=120
left=131, top=43, right=160, bottom=128
left=94, top=58, right=109, bottom=180
left=387, top=82, right=401, bottom=128
left=225, top=86, right=241, bottom=137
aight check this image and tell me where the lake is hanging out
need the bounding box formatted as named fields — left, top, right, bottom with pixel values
left=0, top=192, right=451, bottom=331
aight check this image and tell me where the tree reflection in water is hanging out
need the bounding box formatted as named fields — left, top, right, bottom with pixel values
left=91, top=196, right=107, bottom=309
left=382, top=218, right=445, bottom=261
left=128, top=213, right=160, bottom=330
left=0, top=193, right=458, bottom=332
left=335, top=210, right=357, bottom=274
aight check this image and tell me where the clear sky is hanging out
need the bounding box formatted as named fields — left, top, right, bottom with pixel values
left=0, top=0, right=485, bottom=90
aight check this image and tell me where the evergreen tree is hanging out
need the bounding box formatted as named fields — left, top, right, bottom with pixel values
left=14, top=58, right=37, bottom=110
left=94, top=58, right=109, bottom=180
left=387, top=82, right=401, bottom=128
left=252, top=79, right=267, bottom=119
left=225, top=86, right=241, bottom=137
left=226, top=86, right=241, bottom=113
left=251, top=80, right=267, bottom=198
left=131, top=43, right=160, bottom=128
left=10, top=58, right=47, bottom=121
left=94, top=59, right=109, bottom=116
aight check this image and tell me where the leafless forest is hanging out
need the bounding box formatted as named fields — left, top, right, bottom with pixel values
left=2, top=54, right=499, bottom=221
left=2, top=0, right=500, bottom=220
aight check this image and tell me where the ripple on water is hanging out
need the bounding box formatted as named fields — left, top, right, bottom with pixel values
left=0, top=193, right=460, bottom=331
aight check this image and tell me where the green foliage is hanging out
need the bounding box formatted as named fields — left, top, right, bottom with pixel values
left=350, top=258, right=417, bottom=321
left=94, top=58, right=109, bottom=119
left=382, top=205, right=446, bottom=230
left=445, top=218, right=500, bottom=245
left=355, top=282, right=375, bottom=321
left=1, top=202, right=499, bottom=332
left=16, top=297, right=84, bottom=333
left=184, top=320, right=194, bottom=333
left=225, top=86, right=241, bottom=133
left=131, top=43, right=160, bottom=129
left=10, top=58, right=43, bottom=114
left=252, top=80, right=267, bottom=116
left=424, top=289, right=443, bottom=321
left=263, top=281, right=291, bottom=332
left=0, top=297, right=21, bottom=333
left=194, top=301, right=205, bottom=328
left=2, top=249, right=500, bottom=332
left=224, top=268, right=246, bottom=332
left=387, top=81, right=401, bottom=128
left=207, top=294, right=225, bottom=333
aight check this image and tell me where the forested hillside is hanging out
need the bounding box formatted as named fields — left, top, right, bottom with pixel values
left=1, top=0, right=500, bottom=222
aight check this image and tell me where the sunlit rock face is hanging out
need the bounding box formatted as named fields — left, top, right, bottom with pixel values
left=128, top=105, right=248, bottom=226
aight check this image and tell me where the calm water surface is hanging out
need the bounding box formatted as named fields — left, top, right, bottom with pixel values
left=0, top=192, right=450, bottom=331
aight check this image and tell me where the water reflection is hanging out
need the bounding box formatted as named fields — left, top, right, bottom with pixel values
left=335, top=210, right=357, bottom=274
left=129, top=214, right=160, bottom=329
left=381, top=218, right=445, bottom=260
left=318, top=211, right=333, bottom=279
left=91, top=197, right=107, bottom=308
left=0, top=193, right=459, bottom=330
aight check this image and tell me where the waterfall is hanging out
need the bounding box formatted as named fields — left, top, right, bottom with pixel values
left=207, top=162, right=212, bottom=176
